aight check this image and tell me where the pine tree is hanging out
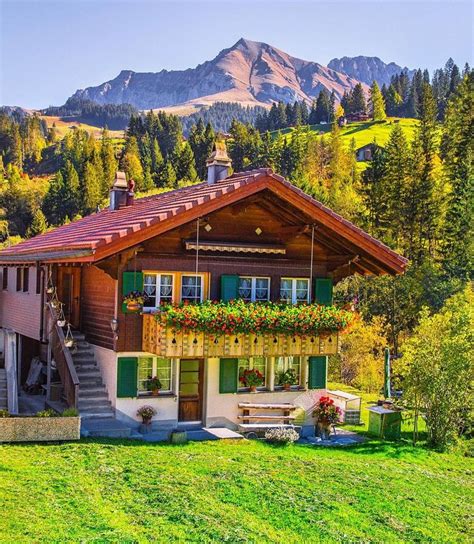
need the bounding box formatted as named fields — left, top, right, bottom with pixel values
left=62, top=160, right=81, bottom=220
left=383, top=124, right=411, bottom=248
left=26, top=209, right=47, bottom=238
left=121, top=136, right=144, bottom=189
left=369, top=81, right=387, bottom=121
left=361, top=142, right=388, bottom=238
left=82, top=161, right=101, bottom=213
left=100, top=128, right=117, bottom=196
left=314, top=90, right=331, bottom=123
left=162, top=160, right=177, bottom=188
left=351, top=83, right=367, bottom=114
left=259, top=131, right=276, bottom=169
left=176, top=142, right=198, bottom=182
left=441, top=73, right=474, bottom=279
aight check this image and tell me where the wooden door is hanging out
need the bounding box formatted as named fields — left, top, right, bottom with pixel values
left=178, top=359, right=203, bottom=422
left=57, top=267, right=81, bottom=329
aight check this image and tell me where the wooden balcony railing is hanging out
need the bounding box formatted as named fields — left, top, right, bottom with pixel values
left=142, top=314, right=339, bottom=358
left=46, top=302, right=80, bottom=408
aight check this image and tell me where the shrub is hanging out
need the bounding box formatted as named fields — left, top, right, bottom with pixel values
left=0, top=409, right=10, bottom=418
left=265, top=427, right=300, bottom=445
left=35, top=409, right=58, bottom=417
left=62, top=408, right=79, bottom=417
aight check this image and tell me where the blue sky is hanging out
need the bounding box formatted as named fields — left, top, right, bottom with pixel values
left=1, top=0, right=472, bottom=109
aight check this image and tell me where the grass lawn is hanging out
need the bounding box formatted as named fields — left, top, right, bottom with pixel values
left=1, top=437, right=472, bottom=543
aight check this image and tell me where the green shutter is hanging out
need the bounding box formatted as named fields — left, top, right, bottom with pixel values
left=308, top=356, right=327, bottom=389
left=314, top=278, right=333, bottom=306
left=219, top=358, right=238, bottom=393
left=122, top=271, right=144, bottom=313
left=117, top=357, right=138, bottom=398
left=220, top=274, right=239, bottom=302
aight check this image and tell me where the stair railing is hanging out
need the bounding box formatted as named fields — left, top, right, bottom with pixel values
left=45, top=301, right=79, bottom=409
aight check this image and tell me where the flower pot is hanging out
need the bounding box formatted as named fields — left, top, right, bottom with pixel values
left=151, top=389, right=160, bottom=396
left=316, top=422, right=332, bottom=440
left=46, top=287, right=54, bottom=294
left=64, top=339, right=75, bottom=349
left=249, top=385, right=257, bottom=393
left=283, top=383, right=291, bottom=391
left=126, top=301, right=142, bottom=312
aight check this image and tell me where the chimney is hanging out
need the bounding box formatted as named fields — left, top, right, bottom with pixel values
left=206, top=139, right=232, bottom=184
left=110, top=171, right=128, bottom=210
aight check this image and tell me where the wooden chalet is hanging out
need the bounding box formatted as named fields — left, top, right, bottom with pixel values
left=0, top=145, right=406, bottom=435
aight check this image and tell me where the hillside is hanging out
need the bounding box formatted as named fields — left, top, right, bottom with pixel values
left=276, top=117, right=418, bottom=151
left=40, top=115, right=124, bottom=140
left=71, top=38, right=367, bottom=110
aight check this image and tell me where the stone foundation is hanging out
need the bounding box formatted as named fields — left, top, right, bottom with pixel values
left=0, top=417, right=80, bottom=442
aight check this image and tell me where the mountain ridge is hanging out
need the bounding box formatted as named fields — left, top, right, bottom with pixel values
left=71, top=38, right=369, bottom=110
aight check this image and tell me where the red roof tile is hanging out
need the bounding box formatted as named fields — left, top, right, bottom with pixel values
left=0, top=169, right=407, bottom=272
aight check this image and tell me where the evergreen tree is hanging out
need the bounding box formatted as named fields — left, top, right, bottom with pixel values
left=121, top=136, right=144, bottom=189
left=351, top=83, right=367, bottom=114
left=369, top=81, right=387, bottom=121
left=162, top=160, right=177, bottom=188
left=176, top=142, right=198, bottom=182
left=100, top=128, right=117, bottom=196
left=385, top=84, right=403, bottom=116
left=441, top=73, right=474, bottom=279
left=314, top=90, right=331, bottom=123
left=26, top=209, right=47, bottom=238
left=360, top=142, right=388, bottom=238
left=82, top=161, right=101, bottom=213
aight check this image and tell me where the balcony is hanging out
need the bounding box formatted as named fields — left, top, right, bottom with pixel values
left=142, top=301, right=352, bottom=358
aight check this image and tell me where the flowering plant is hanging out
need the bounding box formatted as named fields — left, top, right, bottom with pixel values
left=240, top=368, right=265, bottom=388
left=276, top=368, right=298, bottom=387
left=123, top=291, right=148, bottom=305
left=313, top=396, right=341, bottom=426
left=147, top=376, right=162, bottom=392
left=137, top=405, right=157, bottom=423
left=154, top=299, right=353, bottom=337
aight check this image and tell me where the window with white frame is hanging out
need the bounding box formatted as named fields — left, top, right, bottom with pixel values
left=138, top=356, right=173, bottom=394
left=143, top=273, right=174, bottom=309
left=280, top=278, right=309, bottom=304
left=238, top=357, right=267, bottom=389
left=238, top=276, right=270, bottom=302
left=275, top=356, right=302, bottom=388
left=181, top=275, right=203, bottom=303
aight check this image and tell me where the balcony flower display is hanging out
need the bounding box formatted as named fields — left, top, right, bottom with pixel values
left=154, top=299, right=353, bottom=337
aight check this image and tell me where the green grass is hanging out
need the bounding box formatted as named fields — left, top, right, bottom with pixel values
left=1, top=437, right=472, bottom=542
left=273, top=117, right=418, bottom=151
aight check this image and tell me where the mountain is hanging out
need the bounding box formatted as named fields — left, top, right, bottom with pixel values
left=328, top=56, right=415, bottom=87
left=71, top=38, right=366, bottom=110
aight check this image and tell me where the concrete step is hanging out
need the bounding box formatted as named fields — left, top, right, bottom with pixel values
left=72, top=350, right=96, bottom=360
left=80, top=411, right=115, bottom=419
left=72, top=332, right=86, bottom=341
left=79, top=398, right=112, bottom=409
left=78, top=376, right=104, bottom=387
left=75, top=364, right=100, bottom=373
left=79, top=387, right=107, bottom=398
left=81, top=417, right=133, bottom=438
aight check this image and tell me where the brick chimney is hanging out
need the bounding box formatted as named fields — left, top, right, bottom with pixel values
left=110, top=171, right=134, bottom=210
left=206, top=139, right=232, bottom=184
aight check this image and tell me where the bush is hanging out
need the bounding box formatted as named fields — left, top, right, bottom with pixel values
left=35, top=409, right=58, bottom=417
left=62, top=408, right=79, bottom=417
left=264, top=427, right=300, bottom=445
left=0, top=409, right=10, bottom=418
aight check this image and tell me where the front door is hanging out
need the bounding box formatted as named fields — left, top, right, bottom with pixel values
left=178, top=359, right=203, bottom=422
left=57, top=267, right=81, bottom=329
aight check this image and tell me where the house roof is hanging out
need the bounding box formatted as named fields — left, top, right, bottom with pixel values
left=0, top=169, right=407, bottom=274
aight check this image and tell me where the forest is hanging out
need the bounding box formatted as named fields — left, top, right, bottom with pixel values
left=0, top=60, right=472, bottom=448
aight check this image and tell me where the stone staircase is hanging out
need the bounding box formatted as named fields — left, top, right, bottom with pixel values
left=70, top=332, right=115, bottom=419
left=0, top=368, right=7, bottom=410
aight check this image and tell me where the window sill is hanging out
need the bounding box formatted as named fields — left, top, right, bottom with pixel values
left=237, top=388, right=306, bottom=394
left=137, top=393, right=176, bottom=399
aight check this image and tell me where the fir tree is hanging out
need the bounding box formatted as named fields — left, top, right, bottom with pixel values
left=82, top=161, right=101, bottom=213
left=26, top=209, right=47, bottom=238
left=441, top=73, right=474, bottom=279
left=176, top=142, right=198, bottom=182
left=369, top=81, right=387, bottom=121
left=351, top=83, right=367, bottom=114
left=361, top=142, right=388, bottom=238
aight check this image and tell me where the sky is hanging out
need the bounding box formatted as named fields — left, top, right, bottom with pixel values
left=1, top=0, right=472, bottom=109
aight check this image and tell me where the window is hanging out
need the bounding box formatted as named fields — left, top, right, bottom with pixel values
left=280, top=278, right=309, bottom=304
left=275, top=356, right=302, bottom=388
left=2, top=268, right=7, bottom=290
left=144, top=273, right=173, bottom=309
left=238, top=357, right=267, bottom=389
left=138, top=356, right=173, bottom=394
left=16, top=268, right=22, bottom=291
left=181, top=275, right=203, bottom=303
left=23, top=268, right=29, bottom=293
left=238, top=277, right=270, bottom=302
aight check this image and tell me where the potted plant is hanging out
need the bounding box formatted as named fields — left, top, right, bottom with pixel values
left=137, top=405, right=157, bottom=432
left=240, top=368, right=264, bottom=392
left=147, top=376, right=162, bottom=396
left=313, top=396, right=341, bottom=439
left=123, top=291, right=148, bottom=312
left=277, top=368, right=298, bottom=390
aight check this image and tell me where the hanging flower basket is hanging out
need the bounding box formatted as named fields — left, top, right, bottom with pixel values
left=123, top=291, right=148, bottom=313
left=64, top=338, right=76, bottom=349
left=57, top=320, right=66, bottom=328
